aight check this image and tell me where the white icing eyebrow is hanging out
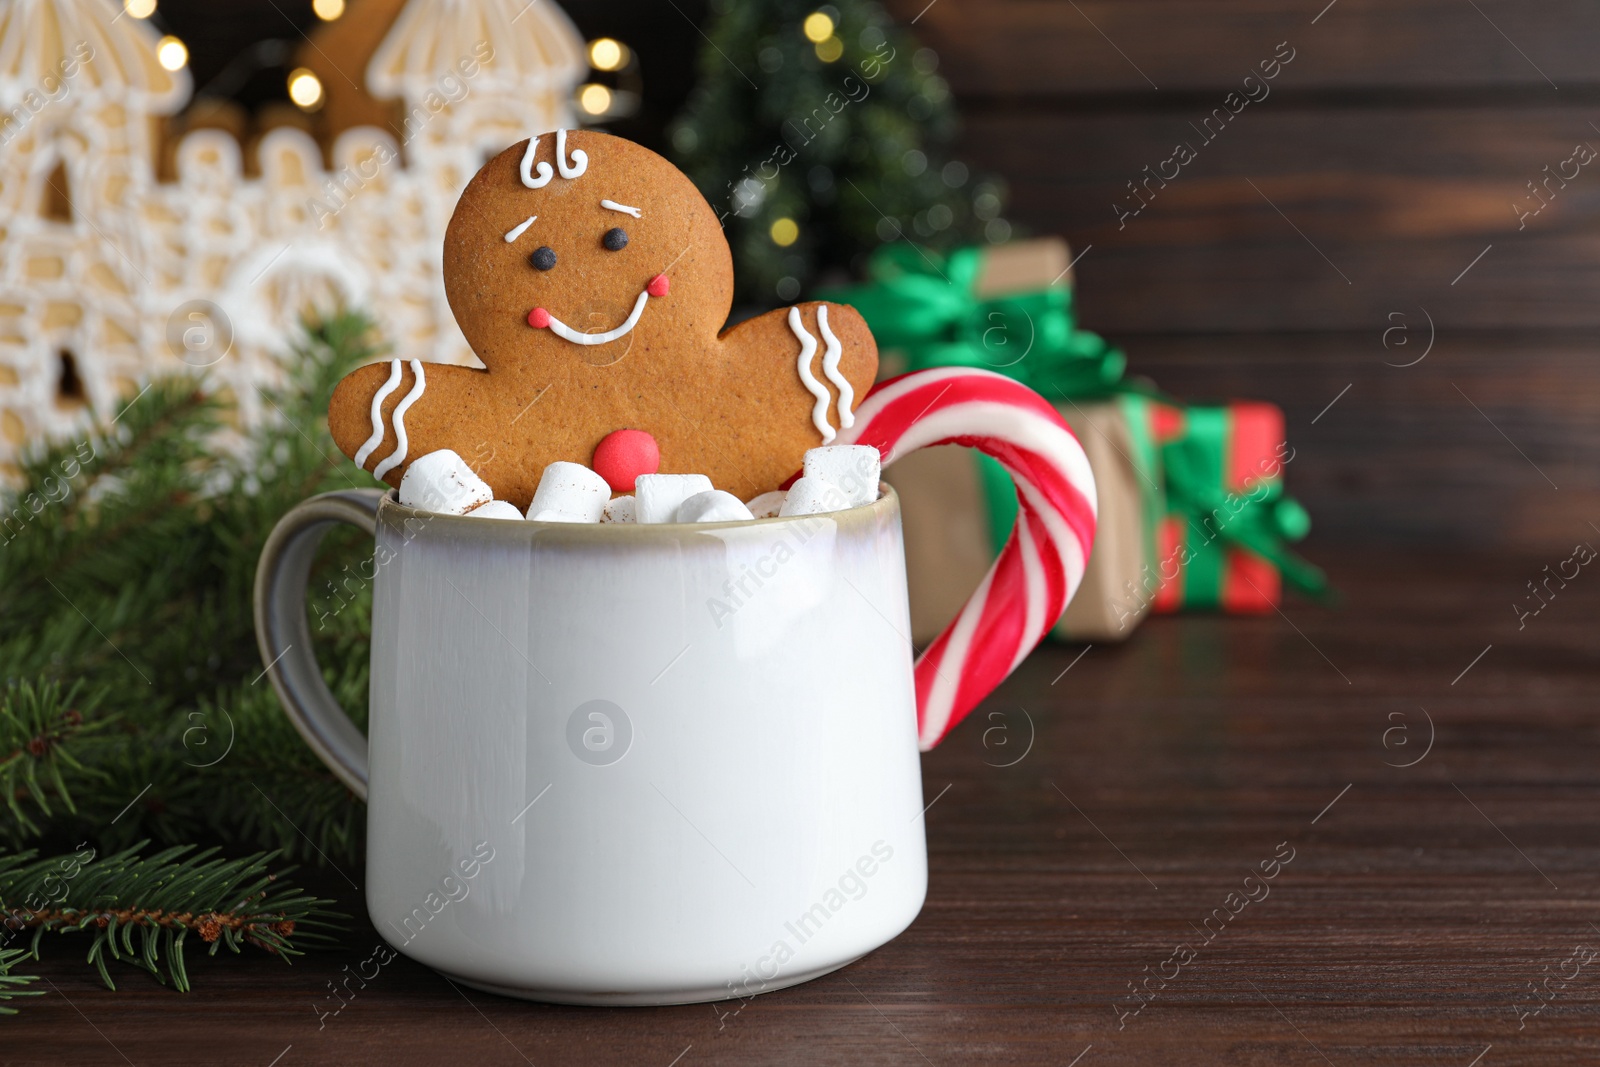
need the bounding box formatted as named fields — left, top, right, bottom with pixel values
left=504, top=215, right=537, bottom=242
left=601, top=199, right=642, bottom=218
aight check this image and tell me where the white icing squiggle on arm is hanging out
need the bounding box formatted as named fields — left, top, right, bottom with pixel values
left=815, top=304, right=855, bottom=430
left=373, top=360, right=426, bottom=480
left=556, top=129, right=587, bottom=178
left=520, top=137, right=553, bottom=188
left=353, top=358, right=403, bottom=469
left=788, top=306, right=834, bottom=444
left=504, top=215, right=537, bottom=242
left=601, top=199, right=641, bottom=217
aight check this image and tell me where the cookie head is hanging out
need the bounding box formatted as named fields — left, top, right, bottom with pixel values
left=331, top=129, right=877, bottom=508
left=442, top=130, right=733, bottom=371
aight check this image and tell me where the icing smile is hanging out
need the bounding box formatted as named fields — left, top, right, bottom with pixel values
left=528, top=273, right=670, bottom=345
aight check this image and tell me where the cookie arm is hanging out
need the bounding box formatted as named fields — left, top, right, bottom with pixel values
left=328, top=360, right=493, bottom=488
left=796, top=300, right=878, bottom=423
left=720, top=300, right=880, bottom=424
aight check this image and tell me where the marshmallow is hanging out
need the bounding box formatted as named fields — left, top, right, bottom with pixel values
left=526, top=461, right=610, bottom=523
left=745, top=490, right=787, bottom=519
left=398, top=449, right=494, bottom=515
left=601, top=495, right=636, bottom=523
left=802, top=445, right=881, bottom=508
left=778, top=476, right=848, bottom=517
left=677, top=490, right=755, bottom=524
left=465, top=500, right=525, bottom=521
left=635, top=473, right=714, bottom=523
left=529, top=509, right=589, bottom=523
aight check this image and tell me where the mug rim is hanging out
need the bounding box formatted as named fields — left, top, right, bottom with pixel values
left=375, top=483, right=899, bottom=538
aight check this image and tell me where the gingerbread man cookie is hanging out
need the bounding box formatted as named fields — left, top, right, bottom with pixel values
left=328, top=129, right=878, bottom=508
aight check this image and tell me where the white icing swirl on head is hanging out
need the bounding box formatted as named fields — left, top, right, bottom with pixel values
left=353, top=359, right=403, bottom=469
left=504, top=215, right=537, bottom=242
left=788, top=307, right=835, bottom=444
left=555, top=129, right=587, bottom=178
left=372, top=360, right=427, bottom=481
left=519, top=131, right=586, bottom=188
left=815, top=305, right=855, bottom=431
left=520, top=136, right=553, bottom=188
left=601, top=199, right=641, bottom=217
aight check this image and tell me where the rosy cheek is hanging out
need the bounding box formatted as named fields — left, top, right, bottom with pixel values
left=527, top=307, right=550, bottom=329
left=647, top=273, right=669, bottom=298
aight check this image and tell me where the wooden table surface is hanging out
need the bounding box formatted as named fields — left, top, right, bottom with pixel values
left=6, top=546, right=1596, bottom=1066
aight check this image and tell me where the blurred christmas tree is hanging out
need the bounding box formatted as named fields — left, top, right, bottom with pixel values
left=669, top=0, right=1010, bottom=307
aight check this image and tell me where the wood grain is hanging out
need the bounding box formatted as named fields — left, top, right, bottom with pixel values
left=886, top=0, right=1599, bottom=96
left=5, top=550, right=1597, bottom=1065
left=1116, top=332, right=1600, bottom=551
left=957, top=106, right=1600, bottom=333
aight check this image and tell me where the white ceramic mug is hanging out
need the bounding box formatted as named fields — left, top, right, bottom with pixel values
left=255, top=487, right=931, bottom=1005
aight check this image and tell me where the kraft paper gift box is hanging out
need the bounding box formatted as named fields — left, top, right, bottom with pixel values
left=886, top=393, right=1161, bottom=643
left=824, top=237, right=1158, bottom=643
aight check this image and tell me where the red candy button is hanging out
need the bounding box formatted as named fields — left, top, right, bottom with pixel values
left=528, top=307, right=550, bottom=329
left=592, top=429, right=660, bottom=492
left=646, top=273, right=670, bottom=298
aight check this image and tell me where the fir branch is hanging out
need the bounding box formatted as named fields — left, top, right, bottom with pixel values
left=0, top=946, right=42, bottom=1013
left=0, top=381, right=218, bottom=583
left=0, top=311, right=380, bottom=864
left=187, top=678, right=366, bottom=863
left=0, top=680, right=110, bottom=839
left=0, top=843, right=342, bottom=994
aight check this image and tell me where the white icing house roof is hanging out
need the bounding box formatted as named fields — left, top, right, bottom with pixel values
left=367, top=0, right=585, bottom=99
left=0, top=0, right=190, bottom=110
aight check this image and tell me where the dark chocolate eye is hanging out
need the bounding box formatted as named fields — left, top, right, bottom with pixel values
left=530, top=246, right=557, bottom=271
left=602, top=227, right=628, bottom=252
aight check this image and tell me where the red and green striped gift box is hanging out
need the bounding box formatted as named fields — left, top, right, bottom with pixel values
left=1147, top=400, right=1326, bottom=613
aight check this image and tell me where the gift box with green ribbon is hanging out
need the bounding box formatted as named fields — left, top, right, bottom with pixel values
left=823, top=240, right=1128, bottom=398
left=1140, top=400, right=1328, bottom=613
left=821, top=238, right=1162, bottom=641
left=822, top=239, right=1327, bottom=638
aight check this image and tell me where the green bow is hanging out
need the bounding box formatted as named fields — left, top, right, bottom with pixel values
left=818, top=243, right=1127, bottom=396
left=1161, top=407, right=1330, bottom=603
left=821, top=243, right=1134, bottom=556
left=822, top=243, right=1329, bottom=607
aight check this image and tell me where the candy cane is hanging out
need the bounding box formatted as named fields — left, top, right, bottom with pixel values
left=836, top=367, right=1097, bottom=750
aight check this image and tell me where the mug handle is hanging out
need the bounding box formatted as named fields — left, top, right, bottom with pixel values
left=837, top=368, right=1098, bottom=751
left=253, top=488, right=385, bottom=800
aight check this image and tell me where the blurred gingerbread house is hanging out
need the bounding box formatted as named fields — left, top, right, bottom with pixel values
left=0, top=0, right=585, bottom=475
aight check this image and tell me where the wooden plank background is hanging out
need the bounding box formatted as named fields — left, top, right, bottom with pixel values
left=896, top=0, right=1600, bottom=94
left=880, top=0, right=1599, bottom=552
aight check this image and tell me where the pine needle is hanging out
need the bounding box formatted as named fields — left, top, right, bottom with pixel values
left=0, top=842, right=342, bottom=993
left=0, top=947, right=42, bottom=1013
left=0, top=312, right=378, bottom=1011
left=0, top=679, right=111, bottom=839
left=0, top=311, right=382, bottom=861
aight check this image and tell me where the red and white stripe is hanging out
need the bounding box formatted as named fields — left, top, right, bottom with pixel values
left=836, top=367, right=1097, bottom=750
